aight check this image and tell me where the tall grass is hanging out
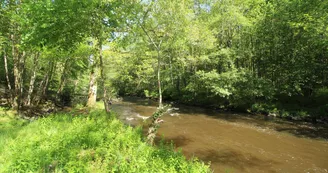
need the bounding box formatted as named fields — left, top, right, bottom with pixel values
left=0, top=110, right=210, bottom=173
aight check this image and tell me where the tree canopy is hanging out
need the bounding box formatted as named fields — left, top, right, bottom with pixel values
left=0, top=0, right=327, bottom=120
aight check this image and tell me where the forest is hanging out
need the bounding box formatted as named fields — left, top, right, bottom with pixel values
left=0, top=0, right=327, bottom=172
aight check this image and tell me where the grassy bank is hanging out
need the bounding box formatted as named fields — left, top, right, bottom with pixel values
left=0, top=110, right=210, bottom=173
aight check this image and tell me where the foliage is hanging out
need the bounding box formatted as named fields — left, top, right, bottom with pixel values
left=0, top=111, right=210, bottom=173
left=0, top=0, right=327, bottom=119
left=109, top=0, right=328, bottom=120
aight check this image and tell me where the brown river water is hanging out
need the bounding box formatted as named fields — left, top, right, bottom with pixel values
left=111, top=97, right=328, bottom=173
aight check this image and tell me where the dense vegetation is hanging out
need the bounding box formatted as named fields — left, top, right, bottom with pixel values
left=110, top=0, right=328, bottom=121
left=0, top=109, right=210, bottom=172
left=0, top=0, right=327, bottom=172
left=0, top=1, right=327, bottom=122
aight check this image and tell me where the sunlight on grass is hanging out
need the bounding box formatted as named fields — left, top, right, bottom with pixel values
left=0, top=112, right=28, bottom=158
left=95, top=101, right=105, bottom=110
left=0, top=110, right=210, bottom=173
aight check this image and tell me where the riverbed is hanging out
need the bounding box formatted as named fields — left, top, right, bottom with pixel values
left=111, top=97, right=328, bottom=173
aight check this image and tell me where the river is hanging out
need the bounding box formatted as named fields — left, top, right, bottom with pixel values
left=111, top=97, right=328, bottom=173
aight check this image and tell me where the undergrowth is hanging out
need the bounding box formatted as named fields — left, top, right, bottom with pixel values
left=0, top=110, right=210, bottom=173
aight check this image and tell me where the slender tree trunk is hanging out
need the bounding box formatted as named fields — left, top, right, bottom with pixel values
left=26, top=53, right=39, bottom=106
left=35, top=78, right=44, bottom=105
left=86, top=67, right=97, bottom=107
left=3, top=49, right=13, bottom=106
left=56, top=78, right=66, bottom=100
left=176, top=74, right=180, bottom=94
left=98, top=38, right=110, bottom=113
left=169, top=55, right=174, bottom=85
left=157, top=49, right=162, bottom=108
left=37, top=74, right=49, bottom=104
left=139, top=23, right=165, bottom=108
left=11, top=34, right=20, bottom=110
left=19, top=51, right=26, bottom=98
left=36, top=61, right=54, bottom=105
left=45, top=61, right=55, bottom=96
left=56, top=58, right=70, bottom=99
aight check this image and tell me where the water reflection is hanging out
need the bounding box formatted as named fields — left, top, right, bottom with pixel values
left=194, top=148, right=279, bottom=173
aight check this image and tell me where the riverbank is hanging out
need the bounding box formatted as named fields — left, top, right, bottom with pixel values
left=122, top=94, right=328, bottom=125
left=0, top=109, right=210, bottom=172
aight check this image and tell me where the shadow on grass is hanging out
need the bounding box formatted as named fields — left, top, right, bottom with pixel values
left=0, top=115, right=29, bottom=153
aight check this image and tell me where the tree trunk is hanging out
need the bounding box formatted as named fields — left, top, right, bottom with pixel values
left=25, top=53, right=39, bottom=106
left=19, top=51, right=26, bottom=99
left=157, top=50, right=162, bottom=108
left=3, top=49, right=13, bottom=106
left=56, top=78, right=66, bottom=98
left=98, top=38, right=110, bottom=113
left=36, top=61, right=55, bottom=105
left=86, top=67, right=97, bottom=107
left=11, top=34, right=20, bottom=110
left=169, top=55, right=174, bottom=85
left=56, top=58, right=70, bottom=100
left=37, top=74, right=48, bottom=104
left=139, top=24, right=164, bottom=108
left=44, top=61, right=55, bottom=97
left=176, top=74, right=180, bottom=94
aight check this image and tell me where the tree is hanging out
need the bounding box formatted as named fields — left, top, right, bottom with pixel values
left=126, top=0, right=195, bottom=107
left=1, top=0, right=94, bottom=110
left=84, top=0, right=122, bottom=112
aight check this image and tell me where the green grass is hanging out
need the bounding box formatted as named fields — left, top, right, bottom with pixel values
left=0, top=110, right=210, bottom=173
left=0, top=108, right=29, bottom=154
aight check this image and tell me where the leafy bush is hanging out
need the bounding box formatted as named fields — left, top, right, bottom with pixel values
left=0, top=111, right=210, bottom=173
left=144, top=89, right=158, bottom=99
left=231, top=72, right=275, bottom=109
left=315, top=87, right=328, bottom=98
left=315, top=104, right=328, bottom=118
left=250, top=103, right=276, bottom=114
